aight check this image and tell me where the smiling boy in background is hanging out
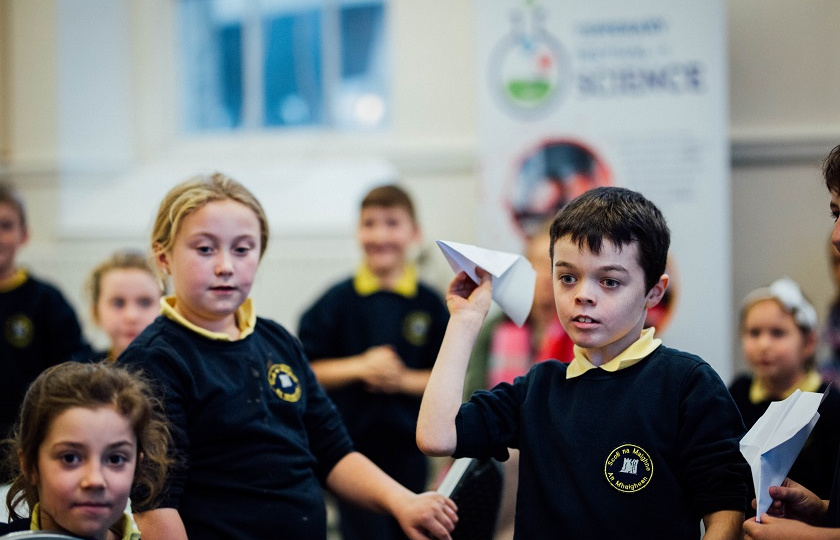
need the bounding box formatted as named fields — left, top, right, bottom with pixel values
left=298, top=184, right=449, bottom=540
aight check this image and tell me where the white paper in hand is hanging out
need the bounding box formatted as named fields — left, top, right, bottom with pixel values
left=739, top=389, right=827, bottom=521
left=436, top=240, right=536, bottom=327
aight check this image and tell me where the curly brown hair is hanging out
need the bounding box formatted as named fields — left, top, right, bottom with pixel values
left=3, top=362, right=172, bottom=518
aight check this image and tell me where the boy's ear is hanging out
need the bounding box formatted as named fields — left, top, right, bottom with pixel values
left=644, top=274, right=670, bottom=310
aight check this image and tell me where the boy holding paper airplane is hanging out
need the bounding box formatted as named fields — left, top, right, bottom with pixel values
left=418, top=186, right=750, bottom=539
left=743, top=144, right=840, bottom=539
left=298, top=184, right=449, bottom=540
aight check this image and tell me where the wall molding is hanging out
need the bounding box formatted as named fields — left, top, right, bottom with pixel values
left=730, top=129, right=840, bottom=166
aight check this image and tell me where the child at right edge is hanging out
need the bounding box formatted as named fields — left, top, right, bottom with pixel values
left=417, top=186, right=750, bottom=539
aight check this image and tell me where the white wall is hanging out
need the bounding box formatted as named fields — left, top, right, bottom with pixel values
left=728, top=0, right=840, bottom=375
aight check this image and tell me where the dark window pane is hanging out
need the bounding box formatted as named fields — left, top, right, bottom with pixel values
left=218, top=24, right=243, bottom=127
left=340, top=4, right=383, bottom=78
left=179, top=0, right=244, bottom=131
left=336, top=3, right=387, bottom=128
left=263, top=10, right=323, bottom=127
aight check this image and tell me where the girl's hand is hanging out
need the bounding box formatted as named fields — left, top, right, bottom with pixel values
left=393, top=491, right=458, bottom=540
left=445, top=268, right=492, bottom=320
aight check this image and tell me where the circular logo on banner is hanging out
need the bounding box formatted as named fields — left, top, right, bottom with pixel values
left=604, top=444, right=653, bottom=493
left=488, top=8, right=573, bottom=118
left=5, top=314, right=34, bottom=349
left=267, top=364, right=302, bottom=403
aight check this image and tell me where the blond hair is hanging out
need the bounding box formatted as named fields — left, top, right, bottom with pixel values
left=87, top=249, right=162, bottom=318
left=152, top=173, right=269, bottom=261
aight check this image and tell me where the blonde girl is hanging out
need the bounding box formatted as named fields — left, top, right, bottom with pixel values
left=1, top=361, right=170, bottom=540
left=87, top=250, right=162, bottom=362
left=118, top=173, right=457, bottom=540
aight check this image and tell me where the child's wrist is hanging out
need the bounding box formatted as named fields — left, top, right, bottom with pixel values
left=451, top=309, right=486, bottom=332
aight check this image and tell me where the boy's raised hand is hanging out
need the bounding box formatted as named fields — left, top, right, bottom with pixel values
left=445, top=268, right=492, bottom=320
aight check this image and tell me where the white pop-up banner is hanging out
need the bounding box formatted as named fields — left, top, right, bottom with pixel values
left=476, top=0, right=731, bottom=379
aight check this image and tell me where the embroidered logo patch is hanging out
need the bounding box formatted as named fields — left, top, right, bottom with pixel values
left=267, top=363, right=302, bottom=403
left=5, top=314, right=34, bottom=349
left=604, top=444, right=653, bottom=493
left=403, top=311, right=431, bottom=346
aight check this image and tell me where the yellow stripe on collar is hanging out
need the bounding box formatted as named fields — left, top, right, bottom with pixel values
left=31, top=503, right=143, bottom=538
left=353, top=264, right=418, bottom=298
left=161, top=296, right=256, bottom=340
left=0, top=268, right=27, bottom=292
left=566, top=327, right=661, bottom=379
left=749, top=369, right=823, bottom=403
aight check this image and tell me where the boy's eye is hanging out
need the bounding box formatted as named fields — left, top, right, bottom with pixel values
left=109, top=298, right=126, bottom=309
left=137, top=297, right=155, bottom=308
left=602, top=278, right=620, bottom=288
left=557, top=274, right=575, bottom=284
left=831, top=210, right=840, bottom=223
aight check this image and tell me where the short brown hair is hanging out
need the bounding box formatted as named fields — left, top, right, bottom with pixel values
left=824, top=144, right=840, bottom=195
left=550, top=187, right=670, bottom=293
left=0, top=182, right=26, bottom=231
left=361, top=184, right=416, bottom=223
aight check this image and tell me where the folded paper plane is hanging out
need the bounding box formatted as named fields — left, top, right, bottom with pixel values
left=739, top=388, right=827, bottom=521
left=436, top=240, right=536, bottom=327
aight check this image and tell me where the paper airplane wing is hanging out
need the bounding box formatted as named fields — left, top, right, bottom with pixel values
left=436, top=240, right=536, bottom=327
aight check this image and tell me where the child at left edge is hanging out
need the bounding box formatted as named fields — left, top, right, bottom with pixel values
left=117, top=173, right=457, bottom=540
left=0, top=361, right=171, bottom=540
left=417, top=186, right=749, bottom=539
left=0, top=182, right=93, bottom=444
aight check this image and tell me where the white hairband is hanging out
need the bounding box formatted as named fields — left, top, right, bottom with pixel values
left=742, top=277, right=818, bottom=331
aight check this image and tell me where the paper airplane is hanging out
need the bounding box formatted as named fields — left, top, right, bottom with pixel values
left=739, top=388, right=827, bottom=521
left=436, top=240, right=536, bottom=327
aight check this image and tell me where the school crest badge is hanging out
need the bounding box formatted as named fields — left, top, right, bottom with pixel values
left=604, top=443, right=653, bottom=493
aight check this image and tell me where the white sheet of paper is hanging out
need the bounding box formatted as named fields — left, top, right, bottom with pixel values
left=739, top=389, right=826, bottom=521
left=436, top=240, right=536, bottom=327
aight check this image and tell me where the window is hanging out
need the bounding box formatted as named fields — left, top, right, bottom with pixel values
left=178, top=0, right=389, bottom=132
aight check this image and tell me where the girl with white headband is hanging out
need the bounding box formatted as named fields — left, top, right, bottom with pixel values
left=729, top=277, right=840, bottom=503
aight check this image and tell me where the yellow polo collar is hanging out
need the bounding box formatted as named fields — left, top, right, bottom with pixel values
left=566, top=327, right=661, bottom=379
left=0, top=268, right=27, bottom=292
left=353, top=264, right=418, bottom=298
left=749, top=370, right=822, bottom=403
left=30, top=503, right=140, bottom=539
left=161, top=296, right=256, bottom=340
